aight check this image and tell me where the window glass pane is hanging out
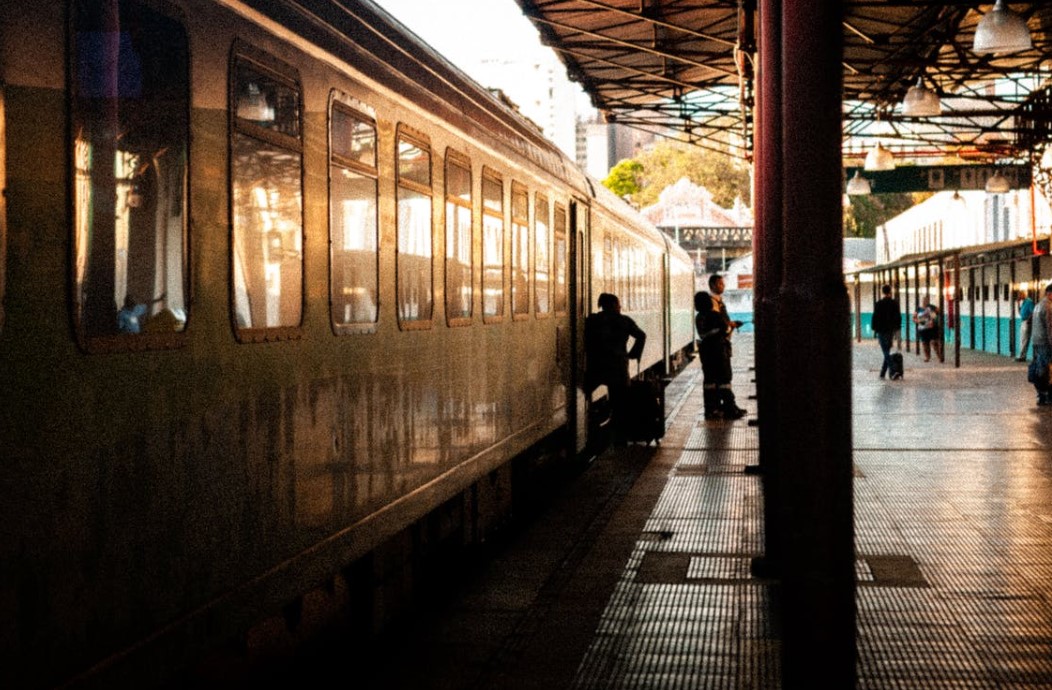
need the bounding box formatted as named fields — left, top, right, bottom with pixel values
left=445, top=158, right=472, bottom=322
left=232, top=134, right=303, bottom=329
left=331, top=106, right=375, bottom=168
left=534, top=195, right=550, bottom=314
left=398, top=187, right=433, bottom=322
left=235, top=63, right=300, bottom=138
left=331, top=168, right=378, bottom=325
left=483, top=172, right=504, bottom=319
left=398, top=138, right=430, bottom=188
left=554, top=204, right=567, bottom=314
left=512, top=185, right=529, bottom=316
left=72, top=0, right=189, bottom=340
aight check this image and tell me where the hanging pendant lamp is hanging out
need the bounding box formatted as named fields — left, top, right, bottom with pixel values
left=846, top=170, right=872, bottom=196
left=973, top=0, right=1032, bottom=55
left=985, top=170, right=1011, bottom=194
left=864, top=142, right=895, bottom=171
left=901, top=78, right=941, bottom=117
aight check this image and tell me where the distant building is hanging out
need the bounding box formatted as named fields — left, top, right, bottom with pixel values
left=474, top=54, right=584, bottom=159
left=877, top=187, right=1052, bottom=264
left=640, top=177, right=753, bottom=274
left=577, top=116, right=656, bottom=179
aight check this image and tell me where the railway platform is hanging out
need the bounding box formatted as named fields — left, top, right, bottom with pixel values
left=278, top=333, right=1052, bottom=689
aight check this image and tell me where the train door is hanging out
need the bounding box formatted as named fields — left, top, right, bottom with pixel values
left=569, top=198, right=590, bottom=455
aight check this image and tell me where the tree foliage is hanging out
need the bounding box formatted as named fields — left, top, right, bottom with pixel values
left=601, top=140, right=751, bottom=210
left=844, top=192, right=932, bottom=238
left=602, top=158, right=643, bottom=199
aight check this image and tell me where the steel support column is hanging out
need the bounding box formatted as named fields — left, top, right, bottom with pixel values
left=752, top=0, right=783, bottom=576
left=775, top=1, right=855, bottom=686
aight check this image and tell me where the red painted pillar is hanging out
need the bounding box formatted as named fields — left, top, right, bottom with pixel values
left=753, top=0, right=783, bottom=577
left=776, top=0, right=856, bottom=686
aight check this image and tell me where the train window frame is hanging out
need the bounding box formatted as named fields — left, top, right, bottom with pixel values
left=534, top=192, right=551, bottom=318
left=328, top=94, right=379, bottom=334
left=395, top=125, right=434, bottom=329
left=511, top=182, right=530, bottom=320
left=444, top=149, right=473, bottom=327
left=553, top=202, right=568, bottom=316
left=70, top=0, right=192, bottom=353
left=481, top=166, right=505, bottom=324
left=229, top=47, right=305, bottom=343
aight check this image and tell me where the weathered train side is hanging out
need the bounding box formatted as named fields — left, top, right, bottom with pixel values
left=0, top=2, right=695, bottom=687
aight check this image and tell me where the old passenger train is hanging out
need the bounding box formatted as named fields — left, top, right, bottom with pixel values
left=0, top=0, right=696, bottom=686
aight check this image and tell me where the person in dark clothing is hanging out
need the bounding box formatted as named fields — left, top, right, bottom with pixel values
left=697, top=279, right=746, bottom=420
left=872, top=284, right=902, bottom=379
left=585, top=293, right=646, bottom=442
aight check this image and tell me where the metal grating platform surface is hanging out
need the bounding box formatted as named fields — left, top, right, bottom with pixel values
left=301, top=334, right=1052, bottom=690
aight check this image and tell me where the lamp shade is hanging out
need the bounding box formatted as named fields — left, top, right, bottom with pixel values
left=846, top=171, right=872, bottom=196
left=902, top=78, right=941, bottom=117
left=1041, top=147, right=1052, bottom=170
left=864, top=143, right=895, bottom=171
left=985, top=171, right=1011, bottom=194
left=973, top=0, right=1032, bottom=55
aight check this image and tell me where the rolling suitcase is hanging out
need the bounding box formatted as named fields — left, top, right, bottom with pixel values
left=889, top=352, right=904, bottom=380
left=624, top=374, right=667, bottom=444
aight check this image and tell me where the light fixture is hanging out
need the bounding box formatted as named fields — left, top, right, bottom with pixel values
left=237, top=82, right=275, bottom=123
left=985, top=170, right=1011, bottom=194
left=901, top=77, right=941, bottom=117
left=973, top=0, right=1032, bottom=55
left=864, top=142, right=895, bottom=171
left=846, top=170, right=872, bottom=196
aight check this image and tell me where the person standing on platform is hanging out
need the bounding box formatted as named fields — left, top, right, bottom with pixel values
left=1029, top=283, right=1052, bottom=406
left=585, top=293, right=646, bottom=442
left=702, top=274, right=746, bottom=420
left=872, top=284, right=902, bottom=380
left=914, top=295, right=942, bottom=362
left=1016, top=289, right=1034, bottom=362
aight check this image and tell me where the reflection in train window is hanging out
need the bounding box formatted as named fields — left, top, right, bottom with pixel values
left=397, top=130, right=433, bottom=325
left=554, top=203, right=568, bottom=315
left=534, top=194, right=551, bottom=315
left=511, top=183, right=530, bottom=318
left=482, top=168, right=504, bottom=321
left=445, top=152, right=472, bottom=324
left=330, top=103, right=378, bottom=328
left=71, top=0, right=189, bottom=344
left=231, top=55, right=303, bottom=333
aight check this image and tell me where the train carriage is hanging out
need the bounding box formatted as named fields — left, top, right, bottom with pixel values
left=0, top=1, right=696, bottom=687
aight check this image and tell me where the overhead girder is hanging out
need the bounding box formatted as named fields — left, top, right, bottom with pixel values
left=516, top=0, right=1052, bottom=161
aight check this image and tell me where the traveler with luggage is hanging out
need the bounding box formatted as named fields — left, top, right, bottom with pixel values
left=872, top=284, right=902, bottom=380
left=584, top=293, right=647, bottom=443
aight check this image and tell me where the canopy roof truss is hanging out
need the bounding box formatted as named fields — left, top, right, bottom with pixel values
left=516, top=0, right=1052, bottom=164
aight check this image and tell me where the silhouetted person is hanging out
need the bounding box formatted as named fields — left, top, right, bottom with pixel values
left=699, top=275, right=746, bottom=420
left=1030, top=283, right=1052, bottom=406
left=872, top=284, right=902, bottom=379
left=585, top=293, right=646, bottom=443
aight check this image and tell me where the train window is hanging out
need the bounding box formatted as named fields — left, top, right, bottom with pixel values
left=71, top=0, right=190, bottom=348
left=329, top=101, right=378, bottom=329
left=534, top=194, right=551, bottom=315
left=482, top=168, right=504, bottom=322
left=396, top=128, right=433, bottom=326
left=445, top=152, right=472, bottom=325
left=231, top=54, right=303, bottom=337
left=553, top=203, right=568, bottom=315
left=511, top=183, right=530, bottom=318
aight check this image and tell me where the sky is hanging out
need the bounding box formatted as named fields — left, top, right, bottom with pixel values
left=373, top=0, right=555, bottom=84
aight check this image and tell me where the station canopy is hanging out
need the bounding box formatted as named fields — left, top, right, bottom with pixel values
left=514, top=1, right=1052, bottom=168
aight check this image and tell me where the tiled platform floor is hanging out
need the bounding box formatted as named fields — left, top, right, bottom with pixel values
left=288, top=334, right=1052, bottom=689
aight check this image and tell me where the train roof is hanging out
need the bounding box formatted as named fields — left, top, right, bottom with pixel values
left=243, top=0, right=589, bottom=191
